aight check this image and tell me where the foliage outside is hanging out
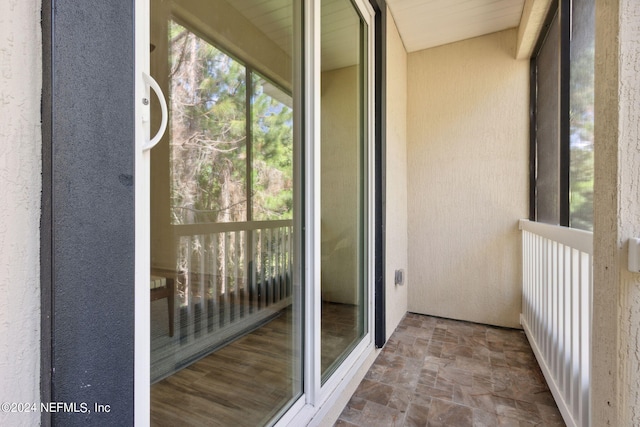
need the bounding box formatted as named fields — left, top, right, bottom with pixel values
left=569, top=14, right=594, bottom=232
left=167, top=21, right=294, bottom=298
left=169, top=21, right=293, bottom=226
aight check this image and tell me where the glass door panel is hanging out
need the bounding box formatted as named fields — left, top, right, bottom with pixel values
left=149, top=1, right=302, bottom=425
left=320, top=0, right=368, bottom=382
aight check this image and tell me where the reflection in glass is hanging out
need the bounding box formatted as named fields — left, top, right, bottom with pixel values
left=149, top=1, right=300, bottom=426
left=169, top=22, right=247, bottom=224
left=252, top=74, right=294, bottom=221
left=320, top=0, right=367, bottom=382
left=569, top=0, right=594, bottom=231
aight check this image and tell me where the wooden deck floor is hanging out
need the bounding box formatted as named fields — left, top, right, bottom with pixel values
left=151, top=302, right=359, bottom=426
left=151, top=307, right=297, bottom=427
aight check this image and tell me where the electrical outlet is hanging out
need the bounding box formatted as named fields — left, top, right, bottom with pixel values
left=629, top=238, right=640, bottom=273
left=394, top=269, right=405, bottom=286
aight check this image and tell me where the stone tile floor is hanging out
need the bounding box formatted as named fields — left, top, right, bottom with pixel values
left=336, top=313, right=565, bottom=426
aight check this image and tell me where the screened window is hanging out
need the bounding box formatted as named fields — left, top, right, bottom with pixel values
left=531, top=0, right=594, bottom=231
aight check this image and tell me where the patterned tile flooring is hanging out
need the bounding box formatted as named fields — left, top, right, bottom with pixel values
left=336, top=313, right=565, bottom=426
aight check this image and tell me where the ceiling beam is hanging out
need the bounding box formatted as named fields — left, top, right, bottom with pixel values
left=516, top=0, right=553, bottom=59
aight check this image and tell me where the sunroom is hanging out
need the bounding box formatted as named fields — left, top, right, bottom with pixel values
left=21, top=0, right=639, bottom=426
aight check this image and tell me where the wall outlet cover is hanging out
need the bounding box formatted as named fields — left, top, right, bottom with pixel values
left=629, top=238, right=640, bottom=273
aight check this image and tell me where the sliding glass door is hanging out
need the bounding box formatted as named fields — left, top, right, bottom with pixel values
left=148, top=1, right=302, bottom=425
left=320, top=0, right=368, bottom=383
left=137, top=0, right=374, bottom=424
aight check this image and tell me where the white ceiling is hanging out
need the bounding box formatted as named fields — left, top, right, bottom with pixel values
left=229, top=0, right=527, bottom=70
left=386, top=0, right=526, bottom=52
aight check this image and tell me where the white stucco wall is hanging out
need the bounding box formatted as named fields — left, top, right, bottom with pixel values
left=385, top=9, right=408, bottom=338
left=0, top=1, right=42, bottom=426
left=592, top=0, right=640, bottom=425
left=406, top=29, right=529, bottom=328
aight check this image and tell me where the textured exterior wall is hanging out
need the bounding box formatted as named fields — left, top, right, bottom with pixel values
left=406, top=29, right=529, bottom=328
left=385, top=9, right=408, bottom=338
left=592, top=0, right=640, bottom=425
left=0, top=1, right=41, bottom=426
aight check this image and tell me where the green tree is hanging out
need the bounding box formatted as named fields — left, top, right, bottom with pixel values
left=569, top=44, right=594, bottom=231
left=169, top=21, right=293, bottom=225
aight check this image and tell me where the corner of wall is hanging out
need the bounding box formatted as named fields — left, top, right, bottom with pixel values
left=592, top=1, right=640, bottom=425
left=405, top=30, right=529, bottom=328
left=384, top=9, right=409, bottom=339
left=0, top=1, right=42, bottom=425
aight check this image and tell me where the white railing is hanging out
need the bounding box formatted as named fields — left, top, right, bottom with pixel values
left=151, top=220, right=294, bottom=382
left=519, top=219, right=592, bottom=427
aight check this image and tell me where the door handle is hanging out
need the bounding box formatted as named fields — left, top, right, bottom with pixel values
left=141, top=72, right=168, bottom=151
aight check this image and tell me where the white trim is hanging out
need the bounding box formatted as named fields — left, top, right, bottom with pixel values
left=318, top=339, right=375, bottom=405
left=134, top=0, right=151, bottom=425
left=307, top=344, right=377, bottom=426
left=519, top=219, right=593, bottom=254
left=314, top=0, right=377, bottom=409
left=273, top=396, right=310, bottom=427
left=275, top=343, right=377, bottom=427
left=365, top=0, right=376, bottom=357
left=521, top=315, right=578, bottom=427
left=304, top=0, right=322, bottom=406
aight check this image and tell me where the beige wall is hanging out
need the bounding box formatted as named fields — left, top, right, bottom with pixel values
left=0, top=0, right=41, bottom=425
left=385, top=10, right=409, bottom=338
left=592, top=0, right=640, bottom=424
left=320, top=66, right=361, bottom=304
left=406, top=29, right=529, bottom=328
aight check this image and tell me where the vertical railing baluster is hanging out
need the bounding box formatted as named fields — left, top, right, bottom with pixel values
left=561, top=244, right=568, bottom=396
left=580, top=251, right=590, bottom=426
left=538, top=235, right=543, bottom=346
left=551, top=241, right=557, bottom=378
left=540, top=235, right=545, bottom=346
left=239, top=230, right=245, bottom=318
left=193, top=234, right=204, bottom=338
left=231, top=230, right=238, bottom=323
left=289, top=225, right=293, bottom=296
left=276, top=226, right=282, bottom=301
left=520, top=221, right=592, bottom=427
left=535, top=233, right=540, bottom=343
left=218, top=232, right=224, bottom=328
left=206, top=233, right=214, bottom=333
left=556, top=244, right=561, bottom=395
left=268, top=227, right=274, bottom=305
left=586, top=252, right=593, bottom=427
left=223, top=231, right=230, bottom=326
left=212, top=232, right=218, bottom=331
left=548, top=238, right=553, bottom=365
left=261, top=228, right=267, bottom=308
left=181, top=236, right=191, bottom=344
left=533, top=235, right=541, bottom=343
left=529, top=232, right=533, bottom=325
left=572, top=248, right=580, bottom=419
left=523, top=231, right=528, bottom=320
left=543, top=237, right=548, bottom=360
left=555, top=242, right=561, bottom=380
left=253, top=229, right=259, bottom=311
left=567, top=245, right=573, bottom=411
